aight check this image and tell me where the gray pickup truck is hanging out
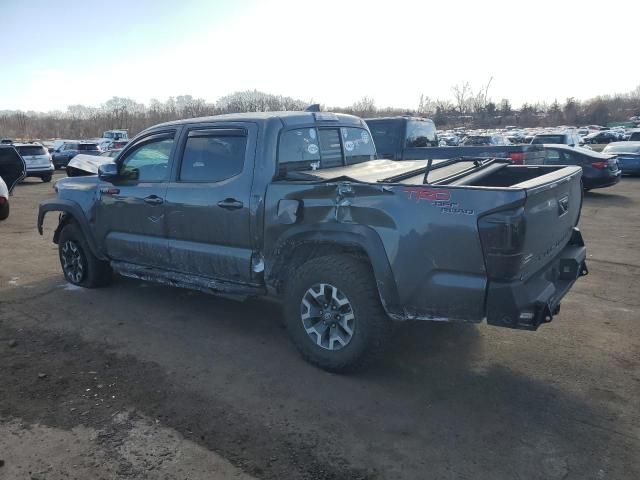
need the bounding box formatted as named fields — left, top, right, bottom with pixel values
left=38, top=111, right=588, bottom=371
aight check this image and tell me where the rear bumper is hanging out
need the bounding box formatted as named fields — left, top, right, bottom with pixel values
left=485, top=228, right=587, bottom=330
left=583, top=170, right=620, bottom=189
left=26, top=165, right=54, bottom=176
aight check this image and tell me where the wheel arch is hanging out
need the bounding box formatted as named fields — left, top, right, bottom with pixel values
left=265, top=226, right=403, bottom=318
left=37, top=198, right=106, bottom=260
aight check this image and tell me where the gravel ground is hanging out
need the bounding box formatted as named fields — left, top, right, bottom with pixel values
left=0, top=172, right=638, bottom=479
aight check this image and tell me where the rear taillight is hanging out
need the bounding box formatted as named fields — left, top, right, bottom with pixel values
left=479, top=207, right=527, bottom=280
left=591, top=161, right=607, bottom=169
left=0, top=197, right=6, bottom=205
left=509, top=152, right=525, bottom=165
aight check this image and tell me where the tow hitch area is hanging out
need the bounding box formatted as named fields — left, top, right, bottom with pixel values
left=486, top=229, right=588, bottom=331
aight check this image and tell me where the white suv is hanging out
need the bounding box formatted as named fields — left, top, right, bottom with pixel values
left=14, top=143, right=54, bottom=182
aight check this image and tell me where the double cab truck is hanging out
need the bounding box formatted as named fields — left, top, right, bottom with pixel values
left=38, top=111, right=588, bottom=372
left=366, top=116, right=546, bottom=165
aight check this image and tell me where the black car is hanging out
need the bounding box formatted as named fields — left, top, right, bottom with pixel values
left=583, top=131, right=619, bottom=145
left=538, top=144, right=621, bottom=190
left=52, top=142, right=101, bottom=169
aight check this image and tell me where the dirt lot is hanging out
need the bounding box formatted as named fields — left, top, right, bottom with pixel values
left=0, top=173, right=639, bottom=480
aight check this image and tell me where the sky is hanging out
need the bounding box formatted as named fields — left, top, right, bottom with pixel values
left=1, top=0, right=639, bottom=112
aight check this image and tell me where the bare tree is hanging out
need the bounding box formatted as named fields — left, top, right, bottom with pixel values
left=452, top=82, right=471, bottom=114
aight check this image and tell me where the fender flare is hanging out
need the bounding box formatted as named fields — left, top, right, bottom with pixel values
left=265, top=224, right=403, bottom=318
left=37, top=198, right=106, bottom=260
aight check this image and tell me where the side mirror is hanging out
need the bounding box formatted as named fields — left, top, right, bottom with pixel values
left=98, top=162, right=119, bottom=181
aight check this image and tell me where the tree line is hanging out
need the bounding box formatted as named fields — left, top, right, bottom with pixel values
left=1, top=85, right=639, bottom=141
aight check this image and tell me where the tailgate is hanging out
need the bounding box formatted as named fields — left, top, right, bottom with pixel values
left=516, top=166, right=583, bottom=279
left=478, top=166, right=583, bottom=281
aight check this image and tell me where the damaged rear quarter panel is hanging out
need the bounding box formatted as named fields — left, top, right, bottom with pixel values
left=264, top=180, right=527, bottom=322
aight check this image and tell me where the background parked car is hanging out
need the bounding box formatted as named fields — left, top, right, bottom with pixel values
left=14, top=142, right=54, bottom=182
left=583, top=131, right=619, bottom=145
left=536, top=144, right=620, bottom=190
left=52, top=142, right=101, bottom=169
left=460, top=134, right=511, bottom=146
left=602, top=142, right=640, bottom=175
left=530, top=130, right=584, bottom=147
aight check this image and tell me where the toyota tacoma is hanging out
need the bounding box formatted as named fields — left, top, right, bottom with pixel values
left=38, top=111, right=588, bottom=371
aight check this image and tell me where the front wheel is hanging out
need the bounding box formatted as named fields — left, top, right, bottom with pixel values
left=58, top=223, right=112, bottom=288
left=41, top=175, right=52, bottom=182
left=283, top=254, right=391, bottom=372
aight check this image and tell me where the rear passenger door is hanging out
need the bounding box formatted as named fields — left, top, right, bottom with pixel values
left=164, top=124, right=257, bottom=283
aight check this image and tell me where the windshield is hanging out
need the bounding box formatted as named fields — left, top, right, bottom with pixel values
left=17, top=145, right=47, bottom=156
left=603, top=143, right=640, bottom=154
left=532, top=135, right=565, bottom=144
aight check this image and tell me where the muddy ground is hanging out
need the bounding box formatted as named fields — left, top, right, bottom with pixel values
left=0, top=173, right=638, bottom=479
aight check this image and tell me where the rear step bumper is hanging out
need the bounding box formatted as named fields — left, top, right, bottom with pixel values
left=485, top=228, right=587, bottom=330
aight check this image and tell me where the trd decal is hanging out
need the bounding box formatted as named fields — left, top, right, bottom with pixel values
left=404, top=188, right=474, bottom=215
left=404, top=188, right=451, bottom=202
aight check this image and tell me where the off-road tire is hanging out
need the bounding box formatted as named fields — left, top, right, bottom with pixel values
left=58, top=223, right=112, bottom=288
left=0, top=201, right=9, bottom=220
left=283, top=254, right=391, bottom=372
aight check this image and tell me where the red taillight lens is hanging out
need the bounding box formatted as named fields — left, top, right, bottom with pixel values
left=0, top=197, right=6, bottom=205
left=510, top=152, right=525, bottom=165
left=591, top=161, right=607, bottom=169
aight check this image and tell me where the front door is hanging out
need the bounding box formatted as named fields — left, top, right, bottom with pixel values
left=95, top=131, right=177, bottom=268
left=164, top=124, right=256, bottom=283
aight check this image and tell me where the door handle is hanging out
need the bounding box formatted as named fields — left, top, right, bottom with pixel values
left=144, top=195, right=164, bottom=205
left=217, top=198, right=243, bottom=210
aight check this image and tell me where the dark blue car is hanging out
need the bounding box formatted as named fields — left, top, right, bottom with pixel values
left=602, top=142, right=640, bottom=175
left=537, top=144, right=621, bottom=190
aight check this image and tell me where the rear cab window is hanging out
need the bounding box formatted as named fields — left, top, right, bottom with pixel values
left=366, top=120, right=402, bottom=155
left=278, top=126, right=375, bottom=174
left=405, top=120, right=438, bottom=147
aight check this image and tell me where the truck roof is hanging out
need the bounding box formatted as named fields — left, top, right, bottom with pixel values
left=365, top=116, right=433, bottom=123
left=151, top=111, right=365, bottom=130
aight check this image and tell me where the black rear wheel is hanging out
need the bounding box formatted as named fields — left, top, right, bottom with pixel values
left=284, top=254, right=391, bottom=372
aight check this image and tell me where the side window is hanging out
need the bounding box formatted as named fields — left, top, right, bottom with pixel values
left=179, top=132, right=247, bottom=182
left=318, top=128, right=343, bottom=168
left=405, top=120, right=437, bottom=147
left=120, top=137, right=174, bottom=182
left=341, top=127, right=376, bottom=165
left=544, top=150, right=562, bottom=164
left=278, top=128, right=321, bottom=171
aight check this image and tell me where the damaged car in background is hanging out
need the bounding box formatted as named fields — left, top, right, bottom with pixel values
left=38, top=111, right=588, bottom=372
